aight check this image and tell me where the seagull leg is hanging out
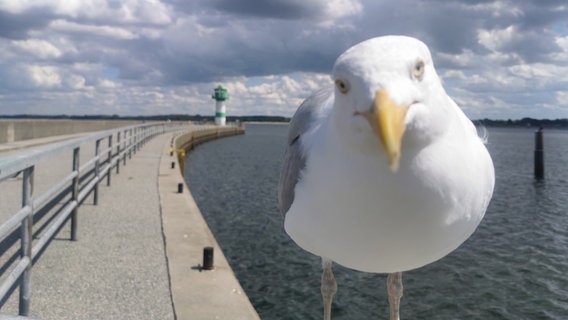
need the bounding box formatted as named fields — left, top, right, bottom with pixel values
left=387, top=272, right=403, bottom=320
left=321, top=258, right=337, bottom=320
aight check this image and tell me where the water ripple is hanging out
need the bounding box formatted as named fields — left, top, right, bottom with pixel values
left=186, top=125, right=568, bottom=319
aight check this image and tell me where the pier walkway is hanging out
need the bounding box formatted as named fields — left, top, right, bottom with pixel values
left=0, top=124, right=259, bottom=320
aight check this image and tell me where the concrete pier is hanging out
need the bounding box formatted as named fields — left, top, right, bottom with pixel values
left=0, top=120, right=143, bottom=144
left=0, top=124, right=259, bottom=320
left=160, top=126, right=259, bottom=319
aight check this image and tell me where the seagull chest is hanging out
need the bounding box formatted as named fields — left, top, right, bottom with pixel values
left=284, top=132, right=492, bottom=273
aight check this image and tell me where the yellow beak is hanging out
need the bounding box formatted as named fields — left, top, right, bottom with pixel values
left=360, top=89, right=408, bottom=172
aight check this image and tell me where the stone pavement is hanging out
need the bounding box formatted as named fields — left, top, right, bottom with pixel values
left=0, top=129, right=259, bottom=320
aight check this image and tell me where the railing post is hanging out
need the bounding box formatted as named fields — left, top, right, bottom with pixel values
left=116, top=131, right=121, bottom=174
left=71, top=147, right=79, bottom=241
left=138, top=127, right=142, bottom=150
left=19, top=166, right=34, bottom=316
left=107, top=135, right=112, bottom=186
left=133, top=128, right=137, bottom=155
left=136, top=127, right=139, bottom=153
left=94, top=139, right=101, bottom=205
left=129, top=128, right=133, bottom=160
left=123, top=130, right=127, bottom=166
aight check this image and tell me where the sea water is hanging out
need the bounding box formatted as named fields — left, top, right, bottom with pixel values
left=185, top=124, right=568, bottom=320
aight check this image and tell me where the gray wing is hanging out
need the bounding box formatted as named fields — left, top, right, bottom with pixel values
left=278, top=87, right=334, bottom=218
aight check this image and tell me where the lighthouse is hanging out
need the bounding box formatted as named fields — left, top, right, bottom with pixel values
left=211, top=85, right=228, bottom=126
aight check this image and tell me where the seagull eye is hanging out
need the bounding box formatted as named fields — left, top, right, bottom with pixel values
left=413, top=60, right=425, bottom=80
left=335, top=79, right=350, bottom=94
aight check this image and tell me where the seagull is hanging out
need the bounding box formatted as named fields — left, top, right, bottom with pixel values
left=278, top=35, right=495, bottom=320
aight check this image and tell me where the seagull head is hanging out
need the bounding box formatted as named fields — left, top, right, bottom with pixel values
left=331, top=35, right=451, bottom=172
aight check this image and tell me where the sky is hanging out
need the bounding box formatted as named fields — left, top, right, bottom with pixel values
left=0, top=0, right=567, bottom=120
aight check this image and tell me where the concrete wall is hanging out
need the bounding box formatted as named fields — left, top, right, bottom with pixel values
left=0, top=119, right=143, bottom=143
left=174, top=126, right=245, bottom=151
left=172, top=125, right=245, bottom=174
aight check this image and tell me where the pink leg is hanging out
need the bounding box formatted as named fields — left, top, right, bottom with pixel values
left=321, top=258, right=337, bottom=320
left=387, top=272, right=403, bottom=320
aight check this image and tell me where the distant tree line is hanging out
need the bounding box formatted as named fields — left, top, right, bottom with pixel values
left=474, top=118, right=568, bottom=128
left=0, top=114, right=291, bottom=123
left=2, top=115, right=568, bottom=128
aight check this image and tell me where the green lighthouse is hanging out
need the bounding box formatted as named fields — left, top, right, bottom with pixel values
left=212, top=85, right=228, bottom=126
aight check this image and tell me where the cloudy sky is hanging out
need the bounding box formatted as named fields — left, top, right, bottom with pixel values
left=1, top=0, right=567, bottom=119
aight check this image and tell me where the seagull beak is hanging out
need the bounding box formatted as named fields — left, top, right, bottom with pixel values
left=360, top=89, right=409, bottom=172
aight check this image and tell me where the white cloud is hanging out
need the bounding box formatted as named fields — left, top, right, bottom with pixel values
left=556, top=91, right=568, bottom=106
left=461, top=1, right=523, bottom=18
left=484, top=51, right=522, bottom=65
left=119, top=0, right=172, bottom=25
left=98, top=79, right=120, bottom=89
left=442, top=70, right=487, bottom=85
left=318, top=0, right=362, bottom=27
left=27, top=65, right=62, bottom=88
left=0, top=0, right=172, bottom=24
left=436, top=49, right=475, bottom=67
left=11, top=39, right=62, bottom=58
left=49, top=20, right=139, bottom=40
left=509, top=64, right=555, bottom=80
left=0, top=0, right=107, bottom=18
left=509, top=63, right=568, bottom=88
left=452, top=88, right=515, bottom=119
left=553, top=35, right=568, bottom=62
left=556, top=36, right=568, bottom=51
left=477, top=25, right=518, bottom=52
left=64, top=74, right=86, bottom=89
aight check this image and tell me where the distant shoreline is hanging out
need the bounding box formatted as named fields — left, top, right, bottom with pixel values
left=0, top=114, right=291, bottom=123
left=1, top=115, right=567, bottom=129
left=473, top=118, right=568, bottom=129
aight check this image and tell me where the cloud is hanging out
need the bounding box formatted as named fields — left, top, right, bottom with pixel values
left=171, top=0, right=362, bottom=23
left=0, top=9, right=54, bottom=39
left=0, top=0, right=172, bottom=24
left=11, top=38, right=63, bottom=58
left=27, top=65, right=62, bottom=87
left=0, top=0, right=567, bottom=119
left=477, top=25, right=562, bottom=63
left=49, top=19, right=139, bottom=40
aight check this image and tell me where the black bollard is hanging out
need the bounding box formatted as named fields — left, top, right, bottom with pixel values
left=534, top=127, right=544, bottom=180
left=178, top=183, right=183, bottom=193
left=171, top=162, right=175, bottom=169
left=202, top=247, right=214, bottom=270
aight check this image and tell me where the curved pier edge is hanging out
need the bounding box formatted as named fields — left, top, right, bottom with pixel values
left=158, top=126, right=260, bottom=320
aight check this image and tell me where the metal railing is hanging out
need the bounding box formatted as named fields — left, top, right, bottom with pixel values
left=0, top=122, right=187, bottom=317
